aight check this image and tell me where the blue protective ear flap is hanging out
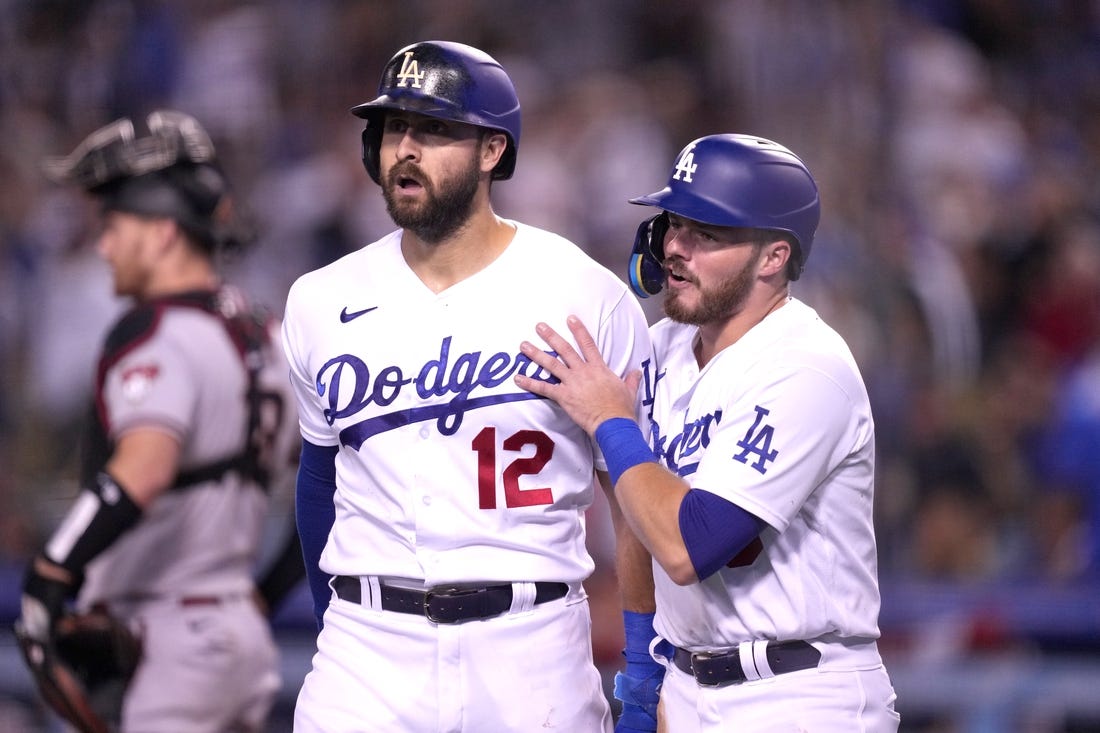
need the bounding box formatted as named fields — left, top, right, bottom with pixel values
left=628, top=213, right=669, bottom=298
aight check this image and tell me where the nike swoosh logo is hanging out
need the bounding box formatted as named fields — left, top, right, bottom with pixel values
left=340, top=306, right=378, bottom=323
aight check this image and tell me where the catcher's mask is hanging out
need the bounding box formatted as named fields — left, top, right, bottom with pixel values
left=627, top=133, right=821, bottom=296
left=43, top=110, right=251, bottom=252
left=351, top=40, right=521, bottom=185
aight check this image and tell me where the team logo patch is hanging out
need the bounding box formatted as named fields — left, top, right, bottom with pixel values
left=733, top=405, right=778, bottom=474
left=673, top=143, right=698, bottom=183
left=120, top=363, right=160, bottom=403
left=396, top=51, right=425, bottom=88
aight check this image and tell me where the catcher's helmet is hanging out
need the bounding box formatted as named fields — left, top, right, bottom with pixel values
left=43, top=110, right=245, bottom=252
left=627, top=134, right=820, bottom=295
left=351, top=40, right=521, bottom=184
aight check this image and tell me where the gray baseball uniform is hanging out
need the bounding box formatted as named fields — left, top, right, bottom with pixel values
left=72, top=287, right=296, bottom=732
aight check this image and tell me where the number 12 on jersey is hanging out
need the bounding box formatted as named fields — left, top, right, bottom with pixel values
left=471, top=427, right=555, bottom=509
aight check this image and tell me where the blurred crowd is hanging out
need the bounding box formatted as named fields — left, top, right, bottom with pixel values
left=2, top=0, right=1100, bottom=638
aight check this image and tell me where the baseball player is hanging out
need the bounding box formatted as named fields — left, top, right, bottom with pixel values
left=281, top=40, right=652, bottom=732
left=15, top=110, right=303, bottom=733
left=516, top=134, right=901, bottom=731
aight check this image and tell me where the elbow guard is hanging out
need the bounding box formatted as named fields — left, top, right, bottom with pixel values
left=44, top=471, right=142, bottom=577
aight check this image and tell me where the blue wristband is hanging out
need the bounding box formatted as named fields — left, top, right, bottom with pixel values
left=622, top=610, right=659, bottom=663
left=595, top=418, right=656, bottom=486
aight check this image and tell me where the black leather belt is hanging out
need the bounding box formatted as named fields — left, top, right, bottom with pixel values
left=333, top=576, right=568, bottom=624
left=672, top=640, right=821, bottom=687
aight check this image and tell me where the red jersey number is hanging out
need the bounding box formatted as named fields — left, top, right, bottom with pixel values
left=471, top=427, right=555, bottom=509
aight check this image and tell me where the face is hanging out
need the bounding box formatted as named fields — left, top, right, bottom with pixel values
left=378, top=111, right=489, bottom=243
left=660, top=214, right=765, bottom=326
left=95, top=210, right=159, bottom=298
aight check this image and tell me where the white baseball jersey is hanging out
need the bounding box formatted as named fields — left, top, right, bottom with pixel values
left=642, top=297, right=882, bottom=651
left=282, top=222, right=651, bottom=586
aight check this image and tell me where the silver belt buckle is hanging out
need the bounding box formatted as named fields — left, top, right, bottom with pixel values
left=423, top=586, right=479, bottom=624
left=690, top=650, right=736, bottom=688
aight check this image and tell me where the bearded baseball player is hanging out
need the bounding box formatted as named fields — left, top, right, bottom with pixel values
left=517, top=134, right=901, bottom=731
left=281, top=40, right=652, bottom=732
left=15, top=111, right=303, bottom=733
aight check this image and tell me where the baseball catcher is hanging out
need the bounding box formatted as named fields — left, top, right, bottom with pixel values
left=15, top=109, right=302, bottom=732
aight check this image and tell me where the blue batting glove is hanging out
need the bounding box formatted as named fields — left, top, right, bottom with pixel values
left=613, top=611, right=664, bottom=733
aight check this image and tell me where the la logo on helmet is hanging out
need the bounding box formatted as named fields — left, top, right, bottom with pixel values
left=673, top=144, right=698, bottom=183
left=396, top=51, right=425, bottom=88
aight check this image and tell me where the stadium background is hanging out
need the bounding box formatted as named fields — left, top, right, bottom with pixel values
left=2, top=1, right=1099, bottom=731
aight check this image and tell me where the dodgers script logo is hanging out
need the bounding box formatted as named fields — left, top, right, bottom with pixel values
left=315, top=336, right=557, bottom=449
left=641, top=356, right=720, bottom=476
left=650, top=410, right=722, bottom=477
left=641, top=358, right=779, bottom=476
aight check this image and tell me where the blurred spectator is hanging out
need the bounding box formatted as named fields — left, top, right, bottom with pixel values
left=908, top=437, right=1001, bottom=581
left=1034, top=339, right=1100, bottom=581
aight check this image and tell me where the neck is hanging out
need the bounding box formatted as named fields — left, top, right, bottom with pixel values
left=143, top=256, right=220, bottom=299
left=402, top=208, right=516, bottom=293
left=695, top=288, right=790, bottom=366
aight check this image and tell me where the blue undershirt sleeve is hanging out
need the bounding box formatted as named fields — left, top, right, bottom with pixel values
left=296, top=440, right=339, bottom=630
left=678, top=489, right=767, bottom=581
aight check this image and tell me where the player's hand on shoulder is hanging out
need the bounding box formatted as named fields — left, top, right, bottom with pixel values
left=516, top=316, right=640, bottom=435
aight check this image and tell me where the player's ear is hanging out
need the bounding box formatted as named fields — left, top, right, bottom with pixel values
left=140, top=216, right=179, bottom=258
left=479, top=132, right=508, bottom=175
left=759, top=237, right=792, bottom=278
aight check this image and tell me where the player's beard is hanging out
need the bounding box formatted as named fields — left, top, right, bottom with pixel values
left=663, top=251, right=760, bottom=326
left=382, top=158, right=480, bottom=244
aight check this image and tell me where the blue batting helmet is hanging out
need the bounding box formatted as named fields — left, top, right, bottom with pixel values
left=627, top=134, right=820, bottom=295
left=351, top=40, right=521, bottom=184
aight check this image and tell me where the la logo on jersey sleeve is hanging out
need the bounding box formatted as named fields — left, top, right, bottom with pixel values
left=732, top=405, right=779, bottom=474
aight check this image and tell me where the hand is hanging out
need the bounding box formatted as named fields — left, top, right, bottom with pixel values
left=18, top=556, right=74, bottom=643
left=613, top=610, right=664, bottom=733
left=614, top=669, right=661, bottom=733
left=516, top=316, right=642, bottom=436
left=15, top=607, right=139, bottom=733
